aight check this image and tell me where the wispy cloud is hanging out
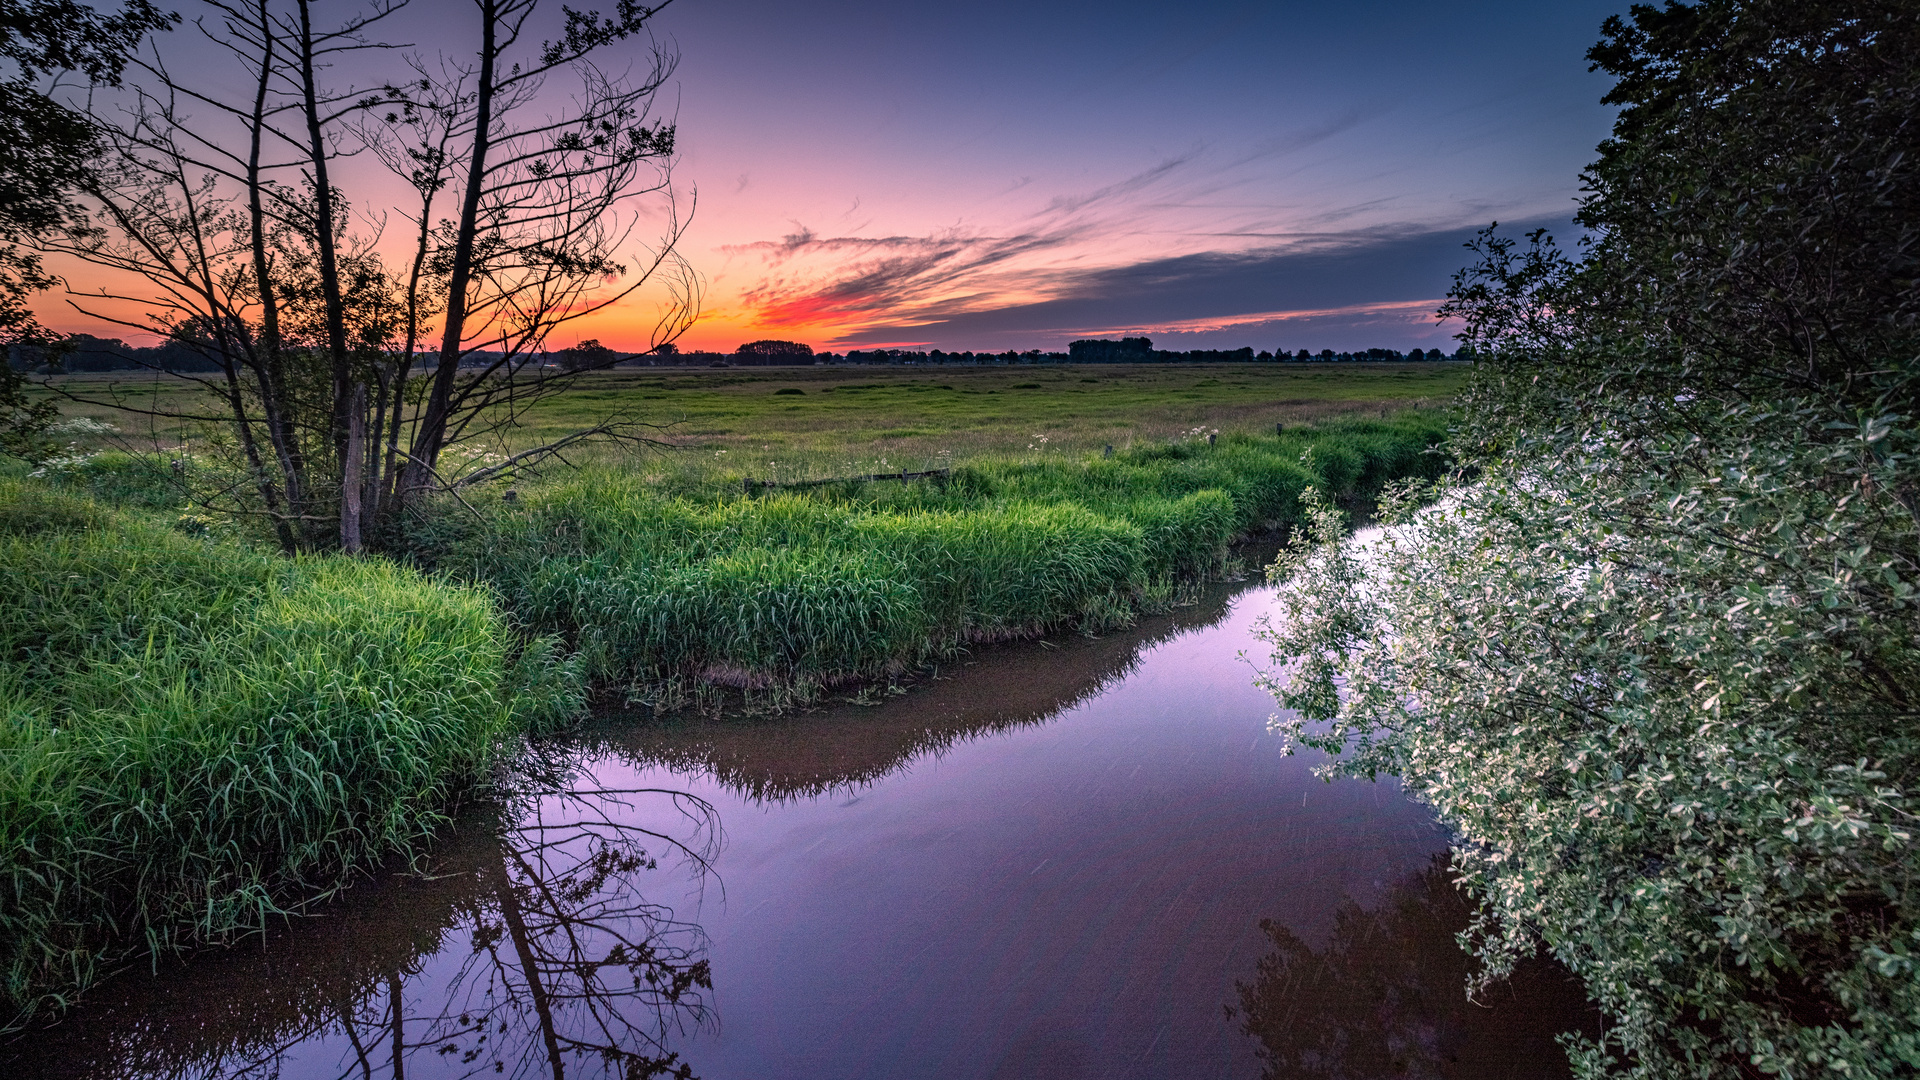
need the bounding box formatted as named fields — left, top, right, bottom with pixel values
left=1224, top=106, right=1388, bottom=170
left=708, top=138, right=1576, bottom=351
left=726, top=224, right=1093, bottom=330
left=716, top=155, right=1213, bottom=334
left=817, top=218, right=1575, bottom=350
left=1033, top=153, right=1197, bottom=217
left=1133, top=299, right=1448, bottom=337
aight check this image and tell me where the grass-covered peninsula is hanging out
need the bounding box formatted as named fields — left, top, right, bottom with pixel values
left=0, top=381, right=1449, bottom=1028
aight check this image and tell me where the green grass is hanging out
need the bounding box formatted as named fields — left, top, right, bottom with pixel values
left=427, top=416, right=1449, bottom=711
left=1, top=367, right=1457, bottom=1025
left=27, top=362, right=1465, bottom=472
left=0, top=479, right=577, bottom=1029
left=536, top=363, right=1463, bottom=478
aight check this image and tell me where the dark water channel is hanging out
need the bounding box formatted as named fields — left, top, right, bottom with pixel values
left=6, top=576, right=1599, bottom=1080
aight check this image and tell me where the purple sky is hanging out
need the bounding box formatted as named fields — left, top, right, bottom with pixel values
left=42, top=0, right=1625, bottom=354
left=648, top=0, right=1622, bottom=352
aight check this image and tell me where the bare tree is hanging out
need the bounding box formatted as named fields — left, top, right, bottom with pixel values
left=42, top=0, right=697, bottom=552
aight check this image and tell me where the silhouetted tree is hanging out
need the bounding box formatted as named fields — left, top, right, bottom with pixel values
left=558, top=339, right=620, bottom=372
left=43, top=0, right=698, bottom=552
left=733, top=339, right=813, bottom=363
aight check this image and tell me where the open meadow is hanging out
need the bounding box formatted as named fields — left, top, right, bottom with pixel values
left=35, top=362, right=1465, bottom=481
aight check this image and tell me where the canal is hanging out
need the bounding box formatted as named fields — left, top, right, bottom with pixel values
left=4, top=573, right=1596, bottom=1079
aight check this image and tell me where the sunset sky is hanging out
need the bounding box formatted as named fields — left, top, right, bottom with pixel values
left=45, top=0, right=1625, bottom=355
left=644, top=0, right=1622, bottom=354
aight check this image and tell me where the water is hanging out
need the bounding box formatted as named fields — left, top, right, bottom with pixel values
left=4, top=578, right=1597, bottom=1079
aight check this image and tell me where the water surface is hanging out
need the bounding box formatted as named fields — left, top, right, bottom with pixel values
left=4, top=578, right=1597, bottom=1079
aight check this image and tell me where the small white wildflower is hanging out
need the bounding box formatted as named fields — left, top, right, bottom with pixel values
left=46, top=417, right=118, bottom=436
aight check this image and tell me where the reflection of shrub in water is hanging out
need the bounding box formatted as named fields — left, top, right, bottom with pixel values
left=1233, top=857, right=1598, bottom=1080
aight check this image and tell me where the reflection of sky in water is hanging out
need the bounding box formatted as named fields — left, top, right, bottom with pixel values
left=4, top=581, right=1595, bottom=1079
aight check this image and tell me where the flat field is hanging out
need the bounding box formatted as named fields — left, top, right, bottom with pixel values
left=35, top=362, right=1465, bottom=478
left=2, top=363, right=1460, bottom=1020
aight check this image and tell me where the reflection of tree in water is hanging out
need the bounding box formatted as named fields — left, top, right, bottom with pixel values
left=617, top=576, right=1252, bottom=803
left=4, top=745, right=720, bottom=1080
left=342, top=750, right=719, bottom=1080
left=1232, top=856, right=1600, bottom=1080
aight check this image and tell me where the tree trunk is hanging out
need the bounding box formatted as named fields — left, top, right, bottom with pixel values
left=244, top=0, right=309, bottom=537
left=398, top=0, right=498, bottom=506
left=295, top=0, right=353, bottom=474
left=341, top=383, right=365, bottom=553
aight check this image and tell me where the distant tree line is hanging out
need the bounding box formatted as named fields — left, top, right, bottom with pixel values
left=1068, top=337, right=1453, bottom=363
left=626, top=336, right=1459, bottom=367
left=18, top=332, right=1459, bottom=374
left=8, top=334, right=514, bottom=374
left=9, top=334, right=221, bottom=373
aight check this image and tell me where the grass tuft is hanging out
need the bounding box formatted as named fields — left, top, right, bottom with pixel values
left=0, top=479, right=570, bottom=1028
left=429, top=416, right=1448, bottom=711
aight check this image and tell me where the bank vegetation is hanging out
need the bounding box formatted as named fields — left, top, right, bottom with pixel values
left=1259, top=3, right=1920, bottom=1076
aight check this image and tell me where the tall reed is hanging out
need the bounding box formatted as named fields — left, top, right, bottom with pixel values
left=0, top=479, right=569, bottom=1028
left=437, top=417, right=1448, bottom=709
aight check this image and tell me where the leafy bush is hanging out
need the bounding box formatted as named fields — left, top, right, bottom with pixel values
left=1266, top=405, right=1920, bottom=1076
left=1261, top=2, right=1920, bottom=1075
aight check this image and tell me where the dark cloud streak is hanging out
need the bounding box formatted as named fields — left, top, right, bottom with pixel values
left=820, top=217, right=1577, bottom=350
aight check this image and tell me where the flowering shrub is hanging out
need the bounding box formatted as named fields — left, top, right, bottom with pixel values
left=1261, top=389, right=1920, bottom=1076
left=1258, top=2, right=1920, bottom=1071
left=42, top=418, right=117, bottom=438
left=25, top=448, right=97, bottom=479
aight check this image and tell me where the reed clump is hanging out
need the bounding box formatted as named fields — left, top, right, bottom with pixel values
left=439, top=417, right=1447, bottom=710
left=0, top=478, right=575, bottom=1029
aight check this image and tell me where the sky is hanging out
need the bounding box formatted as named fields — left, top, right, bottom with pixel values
left=44, top=0, right=1627, bottom=355
left=641, top=0, right=1625, bottom=354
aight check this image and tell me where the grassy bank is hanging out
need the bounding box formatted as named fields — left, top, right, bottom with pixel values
left=0, top=479, right=577, bottom=1029
left=2, top=405, right=1448, bottom=1027
left=433, top=416, right=1448, bottom=711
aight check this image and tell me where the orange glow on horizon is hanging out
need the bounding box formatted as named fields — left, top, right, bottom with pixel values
left=558, top=296, right=1457, bottom=357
